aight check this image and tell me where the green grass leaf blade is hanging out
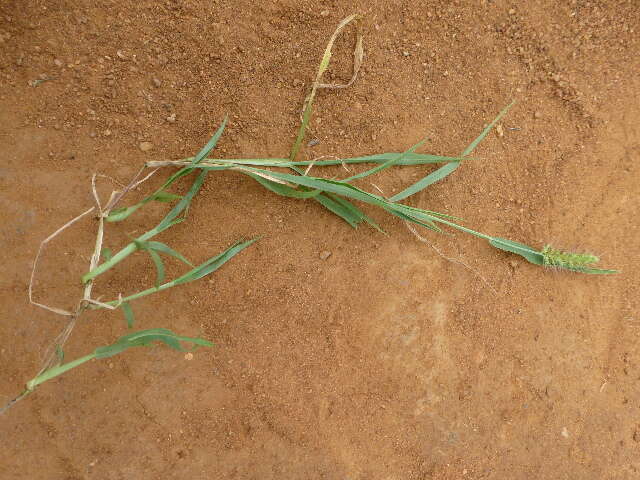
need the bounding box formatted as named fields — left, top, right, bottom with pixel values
left=336, top=152, right=467, bottom=166
left=25, top=327, right=207, bottom=390
left=106, top=205, right=142, bottom=223
left=160, top=168, right=198, bottom=193
left=152, top=191, right=183, bottom=202
left=312, top=194, right=361, bottom=228
left=55, top=345, right=64, bottom=364
left=101, top=247, right=112, bottom=261
left=244, top=168, right=387, bottom=205
left=289, top=101, right=314, bottom=162
left=155, top=217, right=186, bottom=235
left=95, top=239, right=258, bottom=307
left=397, top=204, right=462, bottom=221
left=240, top=167, right=450, bottom=228
left=489, top=237, right=544, bottom=265
left=342, top=138, right=428, bottom=182
left=156, top=170, right=208, bottom=231
left=146, top=241, right=193, bottom=266
left=389, top=102, right=515, bottom=202
left=191, top=116, right=228, bottom=166
left=107, top=119, right=226, bottom=223
left=26, top=352, right=96, bottom=391
left=94, top=328, right=213, bottom=359
left=133, top=238, right=148, bottom=250
left=154, top=334, right=182, bottom=351
left=385, top=207, right=441, bottom=232
left=462, top=101, right=515, bottom=157
left=194, top=153, right=465, bottom=167
left=326, top=193, right=382, bottom=231
left=172, top=238, right=258, bottom=286
left=248, top=174, right=323, bottom=199
left=122, top=302, right=135, bottom=328
left=388, top=163, right=459, bottom=202
left=148, top=249, right=165, bottom=287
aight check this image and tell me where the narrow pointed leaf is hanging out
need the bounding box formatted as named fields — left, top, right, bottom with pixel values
left=172, top=238, right=258, bottom=286
left=106, top=204, right=142, bottom=222
left=312, top=193, right=361, bottom=228
left=248, top=174, right=323, bottom=199
left=462, top=101, right=515, bottom=157
left=389, top=102, right=515, bottom=202
left=191, top=117, right=228, bottom=166
left=94, top=328, right=213, bottom=359
left=336, top=152, right=468, bottom=166
left=157, top=170, right=208, bottom=230
left=152, top=191, right=183, bottom=202
left=241, top=167, right=446, bottom=228
left=190, top=152, right=467, bottom=168
left=107, top=119, right=227, bottom=223
left=148, top=249, right=165, bottom=287
left=489, top=237, right=544, bottom=265
left=388, top=163, right=460, bottom=202
left=385, top=207, right=441, bottom=232
left=342, top=138, right=428, bottom=182
left=122, top=302, right=135, bottom=328
left=146, top=241, right=193, bottom=266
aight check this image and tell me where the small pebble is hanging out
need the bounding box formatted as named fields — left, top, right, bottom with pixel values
left=139, top=141, right=153, bottom=152
left=319, top=251, right=332, bottom=260
left=103, top=129, right=112, bottom=137
left=152, top=77, right=162, bottom=88
left=166, top=113, right=176, bottom=123
left=53, top=58, right=63, bottom=67
left=534, top=111, right=542, bottom=119
left=184, top=352, right=194, bottom=361
left=320, top=10, right=330, bottom=16
left=561, top=427, right=569, bottom=438
left=496, top=124, right=505, bottom=137
left=307, top=138, right=319, bottom=147
left=116, top=49, right=126, bottom=60
left=509, top=8, right=516, bottom=15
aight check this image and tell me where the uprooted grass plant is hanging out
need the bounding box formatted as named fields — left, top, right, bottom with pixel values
left=1, top=14, right=616, bottom=415
left=1, top=127, right=258, bottom=414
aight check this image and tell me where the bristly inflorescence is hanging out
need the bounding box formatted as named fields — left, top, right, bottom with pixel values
left=541, top=245, right=600, bottom=272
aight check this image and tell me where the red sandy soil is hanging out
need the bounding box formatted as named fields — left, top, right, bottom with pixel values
left=1, top=1, right=639, bottom=479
